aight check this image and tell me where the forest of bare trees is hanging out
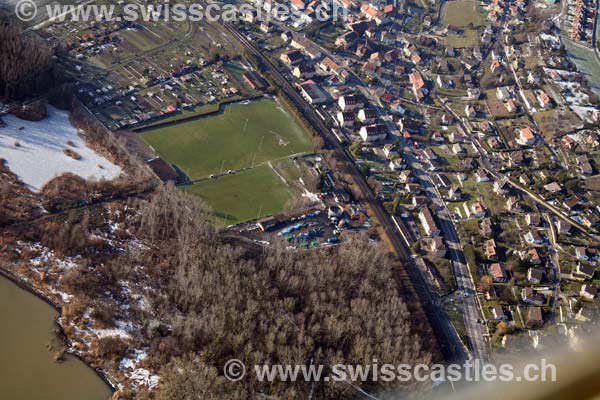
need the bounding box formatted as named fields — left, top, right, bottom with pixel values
left=0, top=18, right=55, bottom=100
left=137, top=185, right=432, bottom=399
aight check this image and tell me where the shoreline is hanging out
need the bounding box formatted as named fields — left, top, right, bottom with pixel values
left=0, top=267, right=117, bottom=398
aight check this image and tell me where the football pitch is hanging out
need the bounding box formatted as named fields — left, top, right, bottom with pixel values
left=184, top=164, right=294, bottom=224
left=140, top=98, right=312, bottom=223
left=139, top=98, right=312, bottom=180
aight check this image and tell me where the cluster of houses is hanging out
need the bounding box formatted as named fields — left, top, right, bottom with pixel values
left=566, top=0, right=597, bottom=44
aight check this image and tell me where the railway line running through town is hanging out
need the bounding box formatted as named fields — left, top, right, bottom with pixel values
left=221, top=22, right=470, bottom=363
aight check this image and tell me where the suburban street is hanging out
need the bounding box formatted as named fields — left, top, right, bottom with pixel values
left=405, top=150, right=489, bottom=362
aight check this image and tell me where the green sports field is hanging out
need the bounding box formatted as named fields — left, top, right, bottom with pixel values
left=141, top=98, right=311, bottom=223
left=184, top=164, right=294, bottom=224
left=139, top=99, right=312, bottom=180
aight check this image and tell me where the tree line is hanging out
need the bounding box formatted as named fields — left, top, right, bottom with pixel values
left=0, top=17, right=55, bottom=100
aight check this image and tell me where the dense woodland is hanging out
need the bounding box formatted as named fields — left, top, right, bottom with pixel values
left=0, top=17, right=55, bottom=100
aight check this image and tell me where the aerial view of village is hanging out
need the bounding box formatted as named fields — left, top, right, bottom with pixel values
left=0, top=0, right=599, bottom=397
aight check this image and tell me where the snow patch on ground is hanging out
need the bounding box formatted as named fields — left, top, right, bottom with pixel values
left=0, top=106, right=121, bottom=191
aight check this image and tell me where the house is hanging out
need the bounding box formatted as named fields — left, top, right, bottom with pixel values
left=494, top=179, right=511, bottom=195
left=505, top=100, right=518, bottom=113
left=357, top=108, right=378, bottom=124
left=449, top=129, right=466, bottom=143
left=506, top=196, right=521, bottom=213
left=390, top=100, right=406, bottom=115
left=335, top=31, right=359, bottom=48
left=576, top=307, right=594, bottom=322
left=519, top=174, right=532, bottom=186
left=399, top=169, right=413, bottom=184
left=556, top=220, right=572, bottom=235
left=424, top=236, right=447, bottom=257
left=465, top=104, right=476, bottom=117
left=522, top=287, right=544, bottom=305
left=337, top=111, right=355, bottom=127
left=405, top=183, right=421, bottom=195
left=256, top=216, right=279, bottom=231
left=452, top=143, right=466, bottom=155
left=580, top=284, right=598, bottom=300
left=543, top=182, right=562, bottom=193
left=280, top=31, right=293, bottom=42
left=490, top=305, right=507, bottom=320
left=525, top=213, right=541, bottom=227
left=526, top=307, right=544, bottom=328
left=410, top=192, right=428, bottom=207
left=464, top=201, right=486, bottom=218
left=243, top=71, right=269, bottom=91
left=562, top=196, right=580, bottom=212
left=292, top=64, right=316, bottom=79
left=496, top=86, right=513, bottom=100
left=480, top=218, right=493, bottom=237
left=516, top=127, right=537, bottom=146
left=490, top=59, right=502, bottom=73
left=484, top=238, right=498, bottom=260
left=474, top=169, right=489, bottom=182
left=574, top=263, right=595, bottom=280
left=575, top=247, right=589, bottom=261
left=389, top=159, right=403, bottom=171
left=419, top=206, right=440, bottom=236
left=338, top=94, right=364, bottom=111
left=527, top=248, right=542, bottom=265
left=319, top=57, right=342, bottom=75
left=446, top=185, right=462, bottom=201
left=383, top=144, right=396, bottom=158
left=467, top=88, right=481, bottom=100
left=409, top=71, right=428, bottom=101
left=290, top=36, right=321, bottom=58
left=432, top=131, right=444, bottom=143
left=298, top=80, right=329, bottom=104
left=527, top=268, right=544, bottom=284
left=536, top=90, right=552, bottom=109
left=490, top=262, right=508, bottom=283
left=359, top=124, right=387, bottom=142
left=280, top=50, right=304, bottom=66
left=433, top=173, right=451, bottom=188
left=423, top=148, right=438, bottom=161
left=524, top=230, right=543, bottom=245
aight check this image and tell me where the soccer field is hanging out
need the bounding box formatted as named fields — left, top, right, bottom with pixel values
left=184, top=164, right=293, bottom=224
left=139, top=98, right=312, bottom=180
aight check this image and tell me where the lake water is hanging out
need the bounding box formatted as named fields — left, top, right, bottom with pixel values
left=0, top=275, right=112, bottom=400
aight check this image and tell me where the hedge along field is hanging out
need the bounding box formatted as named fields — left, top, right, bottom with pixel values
left=139, top=98, right=312, bottom=180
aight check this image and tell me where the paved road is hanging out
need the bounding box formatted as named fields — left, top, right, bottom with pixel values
left=439, top=98, right=598, bottom=240
left=221, top=23, right=468, bottom=362
left=405, top=151, right=489, bottom=362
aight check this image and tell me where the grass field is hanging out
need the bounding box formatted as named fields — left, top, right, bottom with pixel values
left=184, top=164, right=293, bottom=224
left=445, top=30, right=480, bottom=47
left=533, top=108, right=583, bottom=139
left=142, top=98, right=312, bottom=223
left=443, top=0, right=486, bottom=27
left=140, top=98, right=312, bottom=179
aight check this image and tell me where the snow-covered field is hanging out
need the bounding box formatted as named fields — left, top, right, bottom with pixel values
left=0, top=106, right=121, bottom=191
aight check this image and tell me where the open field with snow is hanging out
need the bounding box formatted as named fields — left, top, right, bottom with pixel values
left=0, top=106, right=121, bottom=191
